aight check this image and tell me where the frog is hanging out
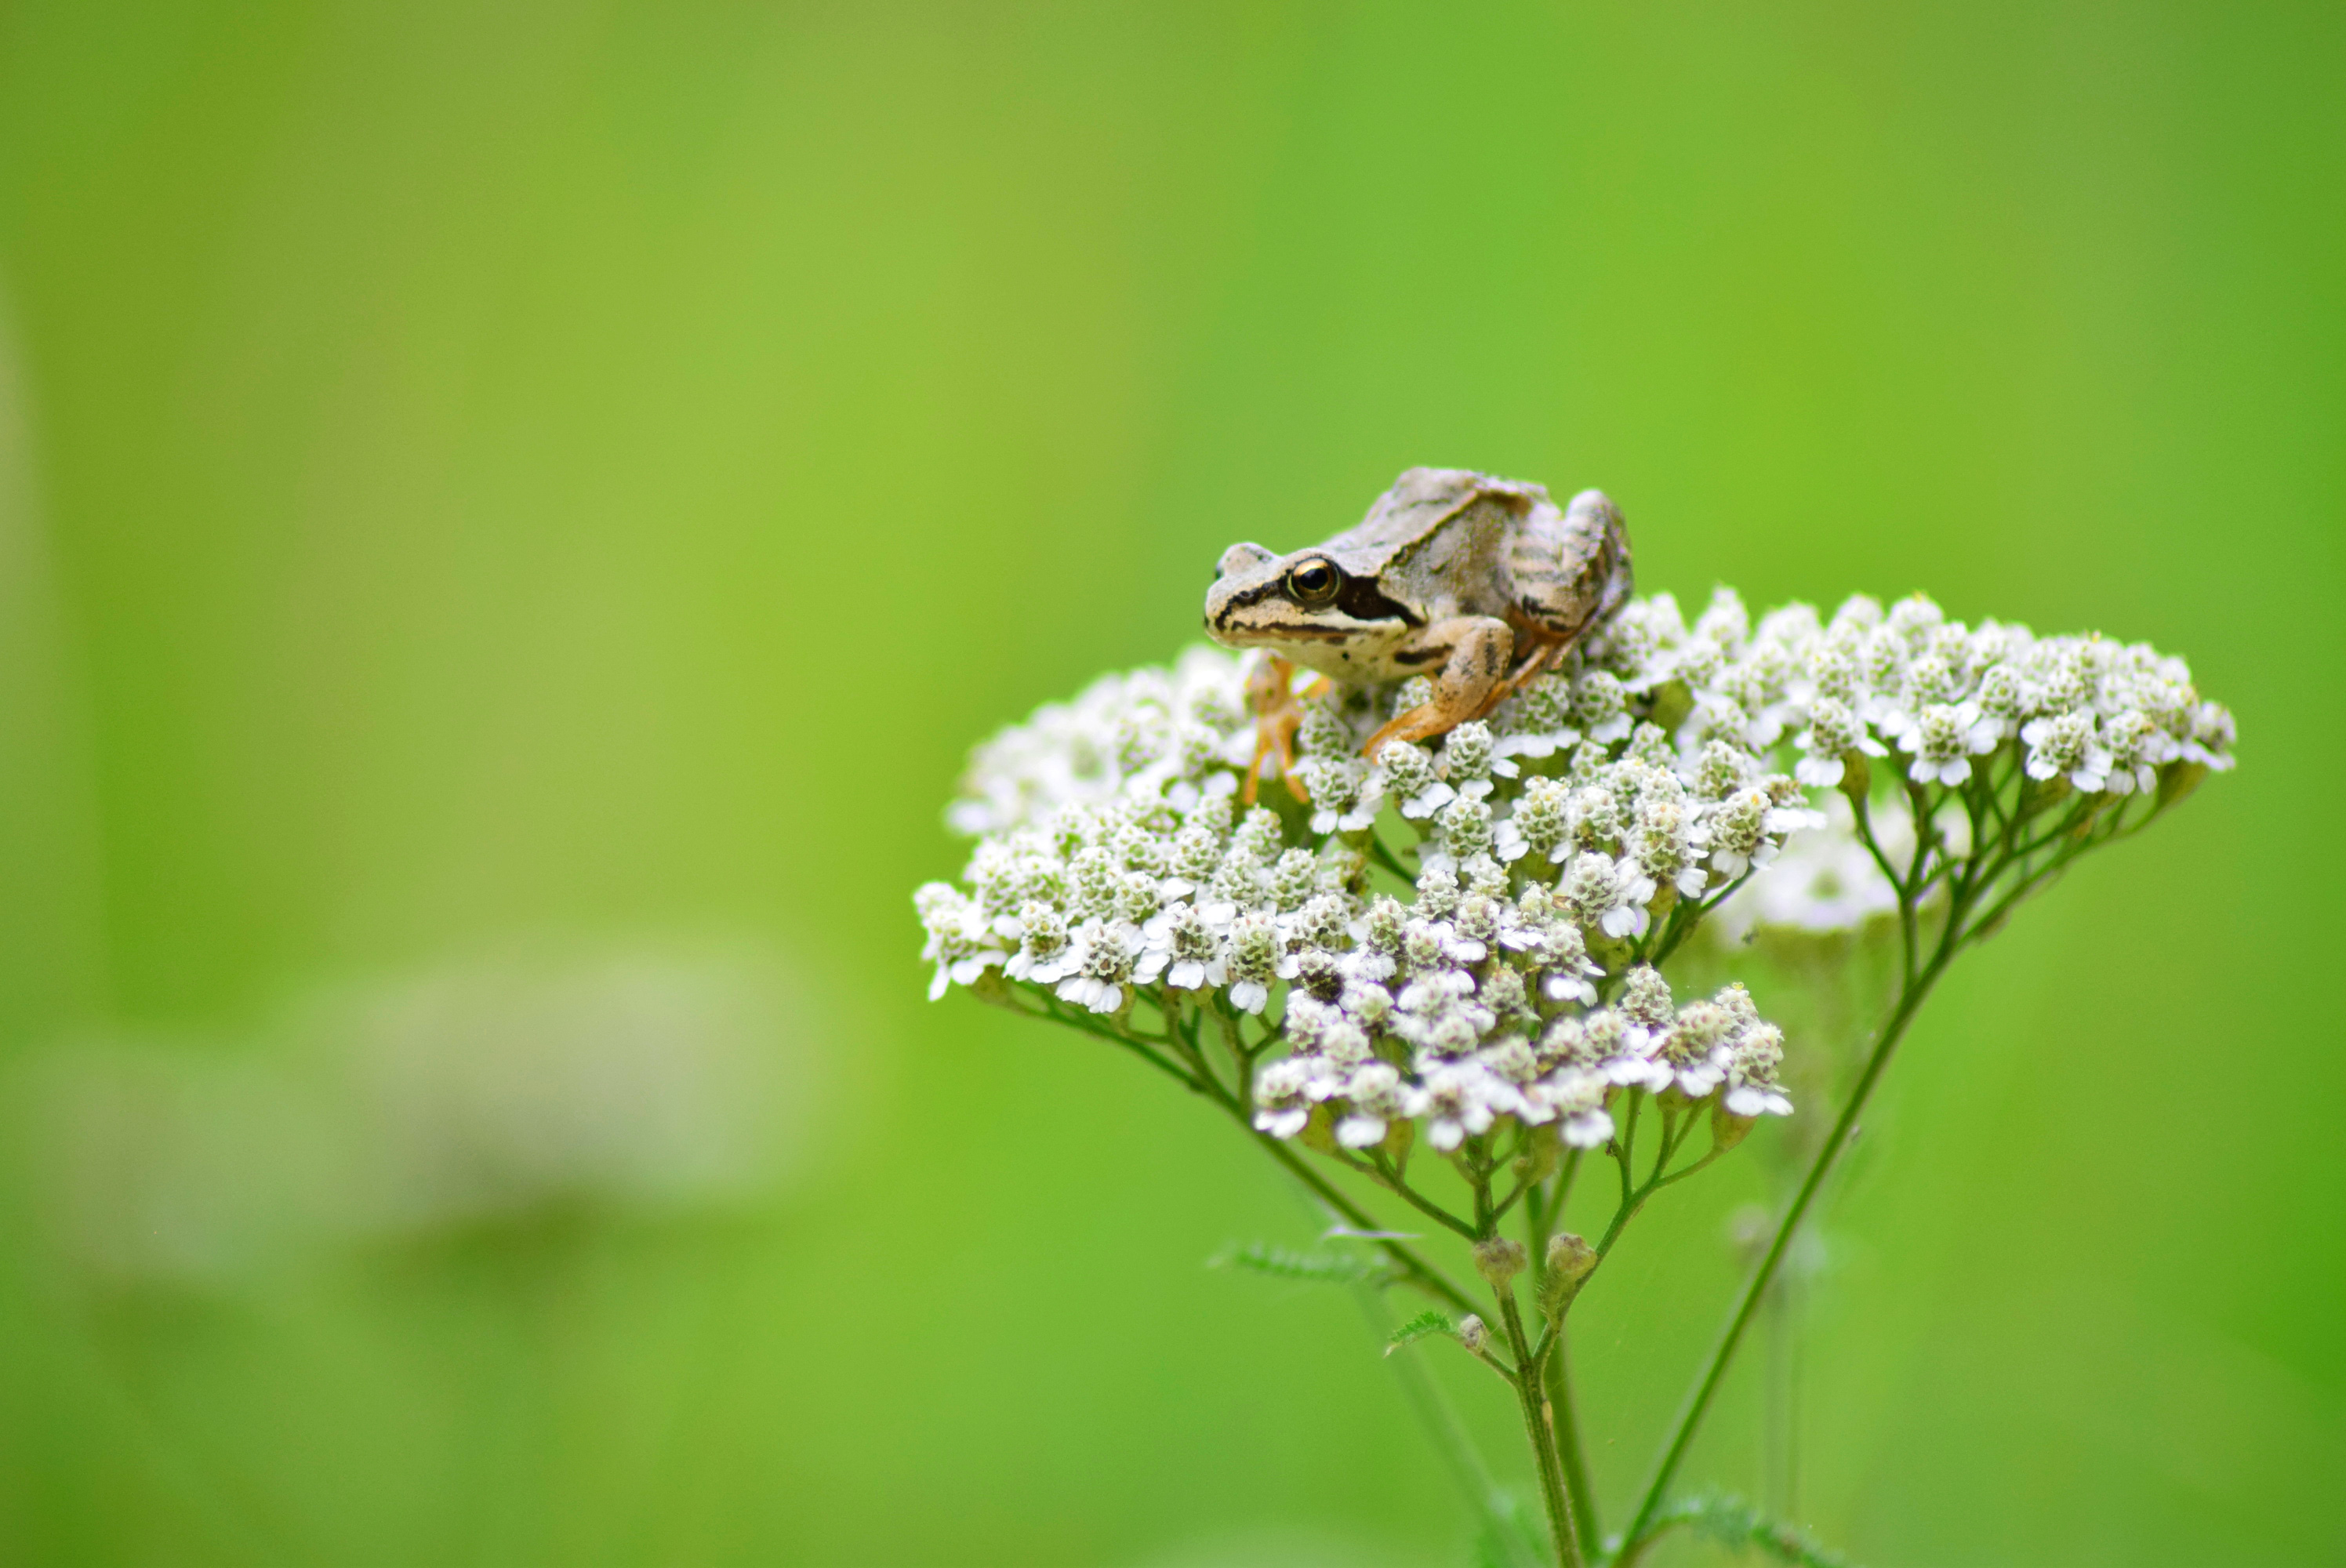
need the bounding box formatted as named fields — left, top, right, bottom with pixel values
left=1203, top=467, right=1632, bottom=788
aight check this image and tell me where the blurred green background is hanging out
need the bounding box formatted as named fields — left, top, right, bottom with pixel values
left=0, top=2, right=2337, bottom=1563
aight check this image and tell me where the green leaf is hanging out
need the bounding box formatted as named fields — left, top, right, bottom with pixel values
left=1383, top=1309, right=1460, bottom=1355
left=1651, top=1494, right=1858, bottom=1568
left=1208, top=1240, right=1388, bottom=1287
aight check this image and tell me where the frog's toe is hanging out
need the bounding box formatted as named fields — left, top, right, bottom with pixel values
left=1363, top=706, right=1452, bottom=760
left=1244, top=714, right=1312, bottom=805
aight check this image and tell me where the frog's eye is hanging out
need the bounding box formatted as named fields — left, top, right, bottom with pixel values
left=1285, top=557, right=1341, bottom=607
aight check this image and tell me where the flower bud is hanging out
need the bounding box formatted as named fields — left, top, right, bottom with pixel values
left=1511, top=1123, right=1562, bottom=1188
left=1538, top=1232, right=1597, bottom=1319
left=1457, top=1314, right=1488, bottom=1353
left=1382, top=1116, right=1415, bottom=1163
left=1473, top=1237, right=1527, bottom=1290
left=1711, top=1100, right=1755, bottom=1152
left=1836, top=749, right=1871, bottom=801
left=1297, top=1103, right=1338, bottom=1156
left=2158, top=759, right=2208, bottom=809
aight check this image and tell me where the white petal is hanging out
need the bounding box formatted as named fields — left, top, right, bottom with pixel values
left=1563, top=1109, right=1614, bottom=1148
left=1544, top=975, right=1596, bottom=1004
left=1795, top=756, right=1844, bottom=787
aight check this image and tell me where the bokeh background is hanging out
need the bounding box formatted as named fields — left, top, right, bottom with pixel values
left=0, top=2, right=2337, bottom=1564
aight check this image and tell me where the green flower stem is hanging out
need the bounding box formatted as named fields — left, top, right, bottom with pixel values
left=1545, top=1325, right=1603, bottom=1563
left=1589, top=1103, right=1701, bottom=1265
left=1496, top=1285, right=1585, bottom=1568
left=1614, top=1093, right=1643, bottom=1204
left=1521, top=1160, right=1600, bottom=1556
left=1367, top=1151, right=1484, bottom=1240
left=1363, top=830, right=1418, bottom=882
left=1007, top=993, right=1208, bottom=1094
left=1634, top=867, right=1757, bottom=973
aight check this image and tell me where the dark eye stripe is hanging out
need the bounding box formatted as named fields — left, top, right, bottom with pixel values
left=1334, top=571, right=1423, bottom=628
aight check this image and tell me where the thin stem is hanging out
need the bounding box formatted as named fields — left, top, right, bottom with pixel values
left=1554, top=1148, right=1584, bottom=1214
left=1849, top=793, right=1918, bottom=984
left=1364, top=831, right=1417, bottom=882
left=1496, top=1287, right=1583, bottom=1568
left=1647, top=1103, right=1681, bottom=1187
left=1651, top=1139, right=1726, bottom=1192
left=1640, top=867, right=1757, bottom=972
left=1614, top=1092, right=1642, bottom=1207
left=1545, top=1323, right=1602, bottom=1562
left=1006, top=994, right=1204, bottom=1093
left=1592, top=1170, right=1651, bottom=1261
left=1522, top=1151, right=1589, bottom=1555
left=1368, top=1153, right=1483, bottom=1240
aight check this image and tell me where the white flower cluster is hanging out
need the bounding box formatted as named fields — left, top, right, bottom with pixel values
left=917, top=586, right=2235, bottom=1159
left=1613, top=586, right=2237, bottom=937
left=1578, top=584, right=2235, bottom=798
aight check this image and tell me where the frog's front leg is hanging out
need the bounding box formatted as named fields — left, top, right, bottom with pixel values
left=1243, top=655, right=1331, bottom=804
left=1362, top=617, right=1515, bottom=760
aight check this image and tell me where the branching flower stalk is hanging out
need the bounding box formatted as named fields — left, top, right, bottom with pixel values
left=917, top=588, right=2233, bottom=1567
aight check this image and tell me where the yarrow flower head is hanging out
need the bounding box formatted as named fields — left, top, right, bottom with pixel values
left=916, top=586, right=2232, bottom=1183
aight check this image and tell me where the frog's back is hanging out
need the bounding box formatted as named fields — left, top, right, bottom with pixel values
left=1325, top=467, right=1482, bottom=557
left=1324, top=466, right=1542, bottom=598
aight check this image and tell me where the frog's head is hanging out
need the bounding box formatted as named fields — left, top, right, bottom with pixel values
left=1202, top=540, right=1416, bottom=670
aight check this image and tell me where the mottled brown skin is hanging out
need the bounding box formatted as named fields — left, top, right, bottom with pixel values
left=1204, top=468, right=1634, bottom=768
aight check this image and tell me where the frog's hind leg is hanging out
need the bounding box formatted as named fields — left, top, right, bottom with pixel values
left=1362, top=617, right=1513, bottom=760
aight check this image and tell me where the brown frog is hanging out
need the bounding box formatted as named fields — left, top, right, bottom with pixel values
left=1204, top=467, right=1632, bottom=788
